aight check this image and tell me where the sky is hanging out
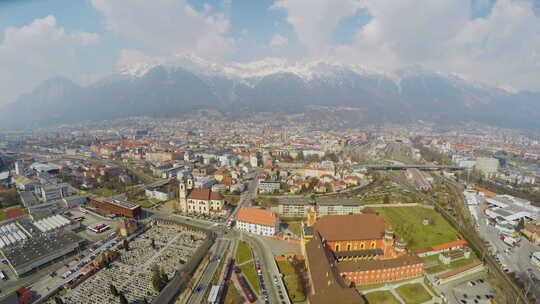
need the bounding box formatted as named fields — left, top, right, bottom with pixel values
left=0, top=0, right=539, bottom=106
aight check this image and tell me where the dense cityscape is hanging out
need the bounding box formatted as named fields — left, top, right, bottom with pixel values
left=0, top=115, right=537, bottom=304
left=2, top=0, right=540, bottom=303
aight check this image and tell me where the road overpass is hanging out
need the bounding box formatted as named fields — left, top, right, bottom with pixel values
left=362, top=164, right=465, bottom=171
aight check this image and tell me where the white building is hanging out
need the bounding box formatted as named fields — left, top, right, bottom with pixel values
left=258, top=180, right=280, bottom=194
left=145, top=187, right=170, bottom=201
left=236, top=207, right=279, bottom=236
left=475, top=157, right=499, bottom=178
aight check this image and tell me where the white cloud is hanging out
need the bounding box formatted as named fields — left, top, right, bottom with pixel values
left=276, top=0, right=540, bottom=90
left=272, top=0, right=361, bottom=55
left=270, top=34, right=288, bottom=47
left=90, top=0, right=234, bottom=60
left=0, top=15, right=100, bottom=106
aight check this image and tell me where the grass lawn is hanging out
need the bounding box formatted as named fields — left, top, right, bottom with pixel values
left=88, top=188, right=118, bottom=198
left=356, top=278, right=416, bottom=292
left=135, top=198, right=162, bottom=208
left=277, top=260, right=306, bottom=302
left=372, top=206, right=459, bottom=250
left=283, top=276, right=305, bottom=302
left=224, top=280, right=242, bottom=304
left=396, top=283, right=432, bottom=304
left=364, top=291, right=400, bottom=304
left=236, top=240, right=253, bottom=264
left=240, top=261, right=260, bottom=295
left=286, top=222, right=302, bottom=237
left=424, top=255, right=479, bottom=274
left=277, top=260, right=296, bottom=276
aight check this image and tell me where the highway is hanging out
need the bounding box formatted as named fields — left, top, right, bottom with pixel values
left=187, top=238, right=230, bottom=304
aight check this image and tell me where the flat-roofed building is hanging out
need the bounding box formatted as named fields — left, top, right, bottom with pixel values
left=278, top=198, right=363, bottom=218
left=90, top=198, right=141, bottom=218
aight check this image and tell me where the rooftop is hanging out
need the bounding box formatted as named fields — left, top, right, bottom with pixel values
left=237, top=207, right=277, bottom=227
left=314, top=214, right=386, bottom=241
left=187, top=188, right=224, bottom=201
left=337, top=254, right=424, bottom=272
left=103, top=198, right=140, bottom=210
left=1, top=229, right=83, bottom=268
left=305, top=232, right=364, bottom=304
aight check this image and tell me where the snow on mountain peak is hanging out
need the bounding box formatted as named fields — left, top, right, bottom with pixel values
left=116, top=53, right=386, bottom=81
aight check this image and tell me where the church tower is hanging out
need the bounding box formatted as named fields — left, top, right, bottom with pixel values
left=186, top=174, right=194, bottom=190
left=179, top=181, right=188, bottom=213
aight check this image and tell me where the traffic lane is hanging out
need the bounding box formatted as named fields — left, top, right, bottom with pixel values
left=244, top=235, right=278, bottom=304
left=473, top=204, right=540, bottom=301
left=188, top=239, right=229, bottom=304
left=254, top=235, right=291, bottom=304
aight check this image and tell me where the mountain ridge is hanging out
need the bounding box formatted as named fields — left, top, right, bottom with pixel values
left=1, top=57, right=539, bottom=130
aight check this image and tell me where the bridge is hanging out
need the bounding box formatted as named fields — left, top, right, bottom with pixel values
left=362, top=164, right=465, bottom=171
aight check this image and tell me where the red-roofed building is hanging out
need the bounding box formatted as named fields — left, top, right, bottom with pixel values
left=414, top=236, right=468, bottom=257
left=178, top=176, right=225, bottom=215
left=5, top=208, right=24, bottom=219
left=236, top=207, right=279, bottom=236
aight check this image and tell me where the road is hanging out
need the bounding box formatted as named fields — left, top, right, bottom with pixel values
left=245, top=234, right=291, bottom=304
left=473, top=202, right=540, bottom=302
left=441, top=176, right=539, bottom=303
left=187, top=239, right=230, bottom=304
left=229, top=169, right=289, bottom=304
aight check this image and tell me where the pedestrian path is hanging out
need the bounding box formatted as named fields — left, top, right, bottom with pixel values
left=361, top=277, right=443, bottom=304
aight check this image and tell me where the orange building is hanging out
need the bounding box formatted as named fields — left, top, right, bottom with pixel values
left=304, top=214, right=424, bottom=302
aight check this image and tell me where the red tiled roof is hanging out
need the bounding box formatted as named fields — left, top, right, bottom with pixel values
left=315, top=214, right=387, bottom=241
left=187, top=189, right=224, bottom=201
left=237, top=208, right=277, bottom=227
left=5, top=209, right=24, bottom=219
left=414, top=238, right=467, bottom=254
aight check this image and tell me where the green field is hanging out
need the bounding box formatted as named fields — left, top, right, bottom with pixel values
left=364, top=291, right=400, bottom=304
left=283, top=275, right=305, bottom=302
left=286, top=222, right=302, bottom=237
left=240, top=261, right=260, bottom=295
left=423, top=254, right=479, bottom=274
left=277, top=260, right=296, bottom=276
left=224, top=280, right=241, bottom=304
left=277, top=260, right=305, bottom=302
left=87, top=188, right=118, bottom=198
left=236, top=240, right=253, bottom=264
left=372, top=206, right=459, bottom=250
left=396, top=283, right=432, bottom=304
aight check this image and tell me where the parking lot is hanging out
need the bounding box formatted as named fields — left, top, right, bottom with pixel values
left=451, top=277, right=495, bottom=304
left=64, top=209, right=120, bottom=242
left=53, top=225, right=204, bottom=304
left=471, top=203, right=540, bottom=302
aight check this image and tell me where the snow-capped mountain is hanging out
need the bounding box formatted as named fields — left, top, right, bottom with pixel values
left=1, top=55, right=539, bottom=130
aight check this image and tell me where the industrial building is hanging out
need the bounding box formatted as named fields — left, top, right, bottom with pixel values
left=90, top=198, right=142, bottom=218
left=0, top=218, right=84, bottom=277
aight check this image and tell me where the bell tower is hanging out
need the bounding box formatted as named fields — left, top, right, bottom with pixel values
left=179, top=182, right=188, bottom=213
left=186, top=174, right=194, bottom=190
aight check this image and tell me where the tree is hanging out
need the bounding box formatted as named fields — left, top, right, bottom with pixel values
left=151, top=238, right=156, bottom=250
left=383, top=194, right=391, bottom=204
left=123, top=239, right=129, bottom=251
left=110, top=284, right=119, bottom=297
left=151, top=265, right=167, bottom=292
left=119, top=294, right=128, bottom=304
left=54, top=297, right=64, bottom=304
